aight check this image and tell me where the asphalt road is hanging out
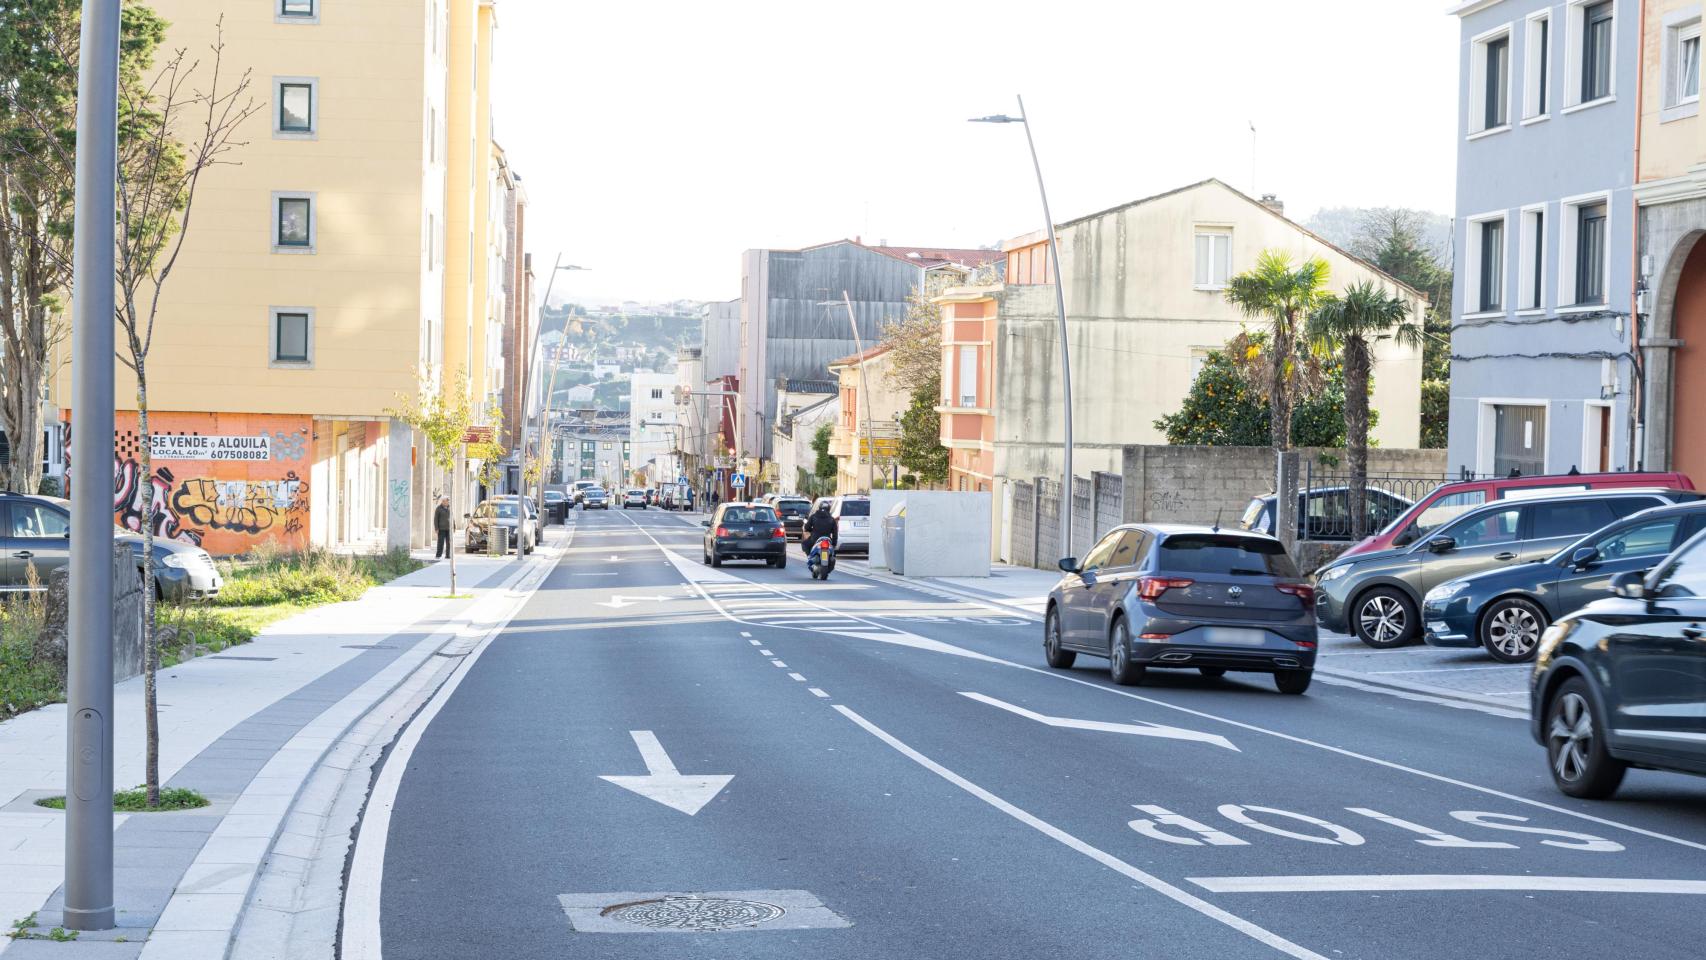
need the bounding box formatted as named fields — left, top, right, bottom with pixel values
left=372, top=507, right=1706, bottom=960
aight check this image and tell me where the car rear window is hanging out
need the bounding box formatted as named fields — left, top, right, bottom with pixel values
left=721, top=507, right=777, bottom=523
left=837, top=500, right=870, bottom=517
left=1157, top=534, right=1299, bottom=577
left=777, top=500, right=810, bottom=516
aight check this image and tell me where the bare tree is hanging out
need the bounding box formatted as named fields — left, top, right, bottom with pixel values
left=111, top=19, right=258, bottom=806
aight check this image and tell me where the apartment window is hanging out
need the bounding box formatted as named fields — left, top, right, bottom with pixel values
left=1469, top=26, right=1513, bottom=134
left=650, top=388, right=664, bottom=400
left=274, top=78, right=315, bottom=137
left=277, top=0, right=318, bottom=23
left=602, top=442, right=612, bottom=450
left=272, top=193, right=314, bottom=252
left=269, top=307, right=313, bottom=366
left=1518, top=205, right=1546, bottom=311
left=1524, top=13, right=1551, bottom=119
left=1480, top=218, right=1505, bottom=311
left=1663, top=10, right=1703, bottom=120
left=957, top=345, right=978, bottom=407
left=1193, top=229, right=1231, bottom=289
left=1566, top=0, right=1615, bottom=109
left=1574, top=201, right=1607, bottom=304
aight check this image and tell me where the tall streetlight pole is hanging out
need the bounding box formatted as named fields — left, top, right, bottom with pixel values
left=527, top=257, right=587, bottom=523
left=971, top=96, right=1074, bottom=559
left=65, top=0, right=120, bottom=931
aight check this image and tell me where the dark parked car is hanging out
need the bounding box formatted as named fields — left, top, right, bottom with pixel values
left=0, top=493, right=221, bottom=602
left=582, top=488, right=610, bottom=510
left=1423, top=499, right=1706, bottom=662
left=1239, top=487, right=1413, bottom=542
left=1530, top=529, right=1706, bottom=798
left=1044, top=525, right=1318, bottom=694
left=1315, top=491, right=1684, bottom=648
left=701, top=502, right=787, bottom=568
left=465, top=499, right=533, bottom=554
left=772, top=497, right=812, bottom=540
left=489, top=495, right=542, bottom=546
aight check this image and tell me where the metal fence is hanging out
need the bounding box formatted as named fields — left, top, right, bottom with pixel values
left=1294, top=460, right=1454, bottom=542
left=1009, top=473, right=1126, bottom=570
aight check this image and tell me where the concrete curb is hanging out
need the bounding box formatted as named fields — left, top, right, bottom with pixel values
left=130, top=530, right=567, bottom=960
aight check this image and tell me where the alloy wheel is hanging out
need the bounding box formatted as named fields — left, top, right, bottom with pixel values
left=1548, top=692, right=1594, bottom=785
left=1486, top=604, right=1543, bottom=659
left=1359, top=595, right=1407, bottom=645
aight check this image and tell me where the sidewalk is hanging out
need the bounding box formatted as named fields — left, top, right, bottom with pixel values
left=0, top=529, right=565, bottom=957
left=843, top=559, right=1528, bottom=715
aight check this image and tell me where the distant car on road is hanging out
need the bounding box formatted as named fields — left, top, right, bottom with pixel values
left=572, top=480, right=598, bottom=505
left=1239, top=487, right=1413, bottom=542
left=582, top=488, right=610, bottom=510
left=1423, top=499, right=1706, bottom=661
left=1045, top=525, right=1318, bottom=694
left=830, top=495, right=871, bottom=554
left=1337, top=470, right=1694, bottom=561
left=1315, top=490, right=1685, bottom=648
left=542, top=490, right=567, bottom=522
left=701, top=502, right=787, bottom=568
left=466, top=499, right=534, bottom=554
left=772, top=496, right=812, bottom=540
left=1530, top=529, right=1706, bottom=798
left=623, top=488, right=648, bottom=509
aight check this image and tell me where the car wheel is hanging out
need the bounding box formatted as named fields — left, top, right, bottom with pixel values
left=1545, top=678, right=1626, bottom=798
left=710, top=548, right=722, bottom=568
left=1198, top=667, right=1226, bottom=678
left=1043, top=606, right=1076, bottom=669
left=1353, top=587, right=1418, bottom=648
left=1108, top=618, right=1144, bottom=686
left=775, top=555, right=786, bottom=569
left=1480, top=597, right=1548, bottom=663
left=1274, top=670, right=1312, bottom=695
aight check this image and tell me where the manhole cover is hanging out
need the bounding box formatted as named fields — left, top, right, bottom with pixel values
left=602, top=896, right=785, bottom=931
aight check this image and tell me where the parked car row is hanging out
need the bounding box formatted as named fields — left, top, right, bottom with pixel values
left=465, top=495, right=540, bottom=554
left=0, top=492, right=222, bottom=603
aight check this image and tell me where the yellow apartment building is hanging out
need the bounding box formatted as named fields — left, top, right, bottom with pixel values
left=53, top=0, right=509, bottom=555
left=1634, top=0, right=1706, bottom=484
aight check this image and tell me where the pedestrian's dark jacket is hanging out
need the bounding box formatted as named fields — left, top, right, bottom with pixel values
left=434, top=503, right=451, bottom=532
left=804, top=508, right=838, bottom=545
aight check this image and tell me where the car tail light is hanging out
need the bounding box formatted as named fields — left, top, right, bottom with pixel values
left=715, top=526, right=730, bottom=537
left=1276, top=582, right=1316, bottom=607
left=1139, top=632, right=1173, bottom=640
left=771, top=526, right=786, bottom=539
left=1137, top=576, right=1193, bottom=602
left=1294, top=639, right=1318, bottom=649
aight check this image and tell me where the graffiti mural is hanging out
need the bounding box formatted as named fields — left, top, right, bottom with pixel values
left=114, top=459, right=201, bottom=546
left=170, top=474, right=309, bottom=537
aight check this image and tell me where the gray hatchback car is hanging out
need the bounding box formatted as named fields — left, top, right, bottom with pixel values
left=1045, top=524, right=1319, bottom=695
left=1315, top=490, right=1687, bottom=648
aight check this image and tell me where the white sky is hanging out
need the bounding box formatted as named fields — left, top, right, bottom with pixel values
left=494, top=1, right=1460, bottom=306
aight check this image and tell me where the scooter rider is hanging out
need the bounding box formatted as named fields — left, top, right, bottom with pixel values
left=802, top=502, right=838, bottom=558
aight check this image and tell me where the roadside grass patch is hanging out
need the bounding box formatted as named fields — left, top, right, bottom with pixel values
left=1, top=594, right=62, bottom=720
left=34, top=786, right=209, bottom=812
left=214, top=547, right=424, bottom=607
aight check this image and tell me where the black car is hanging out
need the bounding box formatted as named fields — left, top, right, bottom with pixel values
left=772, top=497, right=812, bottom=540
left=1423, top=500, right=1706, bottom=662
left=0, top=493, right=221, bottom=602
left=1315, top=490, right=1685, bottom=648
left=1044, top=524, right=1318, bottom=694
left=702, top=502, right=787, bottom=568
left=1530, top=529, right=1706, bottom=798
left=582, top=488, right=610, bottom=510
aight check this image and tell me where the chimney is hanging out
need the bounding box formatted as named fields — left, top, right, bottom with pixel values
left=1259, top=193, right=1284, bottom=216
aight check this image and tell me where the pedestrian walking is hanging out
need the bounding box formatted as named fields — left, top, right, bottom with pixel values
left=434, top=496, right=452, bottom=559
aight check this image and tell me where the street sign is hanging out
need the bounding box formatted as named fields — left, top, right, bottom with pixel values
left=677, top=475, right=688, bottom=485
left=462, top=425, right=495, bottom=445
left=859, top=437, right=900, bottom=458
left=731, top=472, right=747, bottom=489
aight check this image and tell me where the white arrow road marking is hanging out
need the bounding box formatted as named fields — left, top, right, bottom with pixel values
left=961, top=692, right=1239, bottom=752
left=595, top=594, right=683, bottom=609
left=599, top=731, right=732, bottom=816
left=1188, top=875, right=1706, bottom=895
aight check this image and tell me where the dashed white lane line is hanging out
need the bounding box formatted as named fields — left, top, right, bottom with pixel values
left=809, top=688, right=831, bottom=699
left=834, top=704, right=1329, bottom=960
left=759, top=649, right=774, bottom=656
left=740, top=631, right=752, bottom=638
left=788, top=673, right=807, bottom=682
left=771, top=660, right=788, bottom=668
left=748, top=640, right=761, bottom=646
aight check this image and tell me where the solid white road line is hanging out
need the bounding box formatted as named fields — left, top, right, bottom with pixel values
left=612, top=509, right=1706, bottom=857
left=834, top=705, right=1330, bottom=960
left=1188, top=875, right=1706, bottom=895
left=961, top=692, right=1239, bottom=752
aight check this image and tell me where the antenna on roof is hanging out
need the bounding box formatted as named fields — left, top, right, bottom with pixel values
left=1212, top=506, right=1223, bottom=533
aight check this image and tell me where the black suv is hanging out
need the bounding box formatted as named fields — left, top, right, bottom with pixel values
left=1531, top=529, right=1706, bottom=798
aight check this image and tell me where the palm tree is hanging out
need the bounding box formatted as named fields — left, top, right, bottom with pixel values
left=1224, top=251, right=1334, bottom=453
left=1308, top=280, right=1423, bottom=538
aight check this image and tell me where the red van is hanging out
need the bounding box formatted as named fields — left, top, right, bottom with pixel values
left=1337, top=471, right=1695, bottom=560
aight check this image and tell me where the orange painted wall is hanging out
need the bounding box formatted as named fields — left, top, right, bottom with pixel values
left=70, top=411, right=314, bottom=555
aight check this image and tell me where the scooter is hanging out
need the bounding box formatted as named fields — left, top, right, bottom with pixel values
left=807, top=536, right=836, bottom=580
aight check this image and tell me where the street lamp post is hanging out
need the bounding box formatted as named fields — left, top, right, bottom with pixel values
left=527, top=257, right=587, bottom=524
left=971, top=96, right=1074, bottom=560
left=65, top=0, right=120, bottom=931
